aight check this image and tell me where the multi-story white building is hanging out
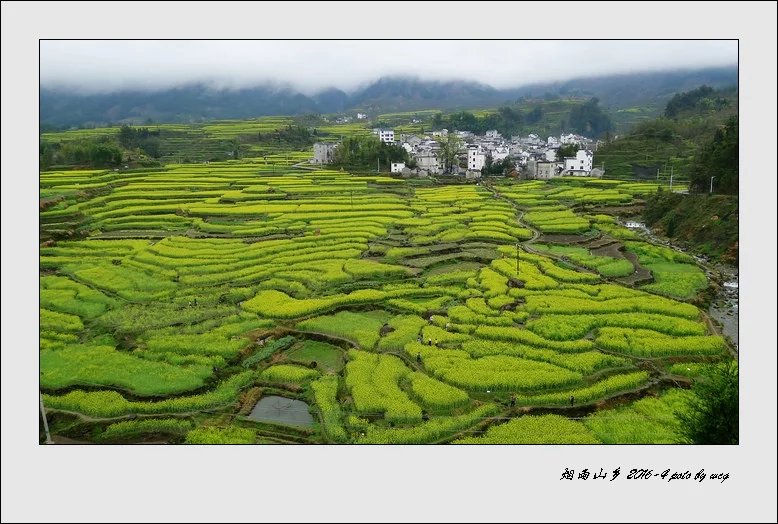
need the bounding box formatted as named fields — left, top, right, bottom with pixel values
left=564, top=149, right=593, bottom=175
left=527, top=160, right=562, bottom=180
left=373, top=129, right=395, bottom=144
left=538, top=161, right=562, bottom=179
left=415, top=153, right=441, bottom=174
left=467, top=146, right=486, bottom=171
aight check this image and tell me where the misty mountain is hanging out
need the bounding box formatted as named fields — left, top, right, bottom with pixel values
left=40, top=66, right=737, bottom=129
left=311, top=88, right=350, bottom=113
left=505, top=66, right=738, bottom=107
left=350, top=77, right=507, bottom=112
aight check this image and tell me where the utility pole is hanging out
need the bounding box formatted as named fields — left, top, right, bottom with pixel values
left=710, top=176, right=715, bottom=194
left=670, top=166, right=674, bottom=191
left=516, top=242, right=521, bottom=275
left=377, top=157, right=380, bottom=173
left=40, top=391, right=52, bottom=444
left=350, top=191, right=353, bottom=209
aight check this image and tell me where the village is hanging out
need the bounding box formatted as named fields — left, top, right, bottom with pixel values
left=312, top=123, right=604, bottom=179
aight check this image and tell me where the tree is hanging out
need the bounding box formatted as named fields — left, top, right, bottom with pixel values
left=50, top=138, right=123, bottom=167
left=117, top=125, right=162, bottom=158
left=557, top=143, right=579, bottom=160
left=437, top=134, right=462, bottom=174
left=664, top=85, right=715, bottom=118
left=676, top=361, right=738, bottom=444
left=481, top=154, right=513, bottom=176
left=332, top=135, right=408, bottom=170
left=526, top=106, right=543, bottom=124
left=429, top=106, right=525, bottom=137
left=688, top=116, right=738, bottom=194
left=118, top=125, right=135, bottom=148
left=568, top=97, right=613, bottom=138
left=483, top=152, right=494, bottom=174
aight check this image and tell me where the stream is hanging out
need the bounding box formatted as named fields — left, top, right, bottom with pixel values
left=708, top=264, right=739, bottom=350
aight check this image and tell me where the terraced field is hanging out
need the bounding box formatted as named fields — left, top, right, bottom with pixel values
left=39, top=163, right=732, bottom=444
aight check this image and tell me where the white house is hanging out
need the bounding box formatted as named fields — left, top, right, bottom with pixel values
left=312, top=142, right=338, bottom=164
left=401, top=142, right=414, bottom=154
left=373, top=129, right=395, bottom=144
left=467, top=146, right=486, bottom=171
left=406, top=135, right=422, bottom=147
left=544, top=149, right=557, bottom=162
left=391, top=162, right=405, bottom=173
left=492, top=146, right=511, bottom=162
left=539, top=161, right=562, bottom=179
left=564, top=149, right=593, bottom=175
left=560, top=133, right=580, bottom=145
left=517, top=150, right=530, bottom=166
left=415, top=153, right=441, bottom=174
left=356, top=113, right=367, bottom=120
left=527, top=160, right=562, bottom=180
left=485, top=130, right=501, bottom=139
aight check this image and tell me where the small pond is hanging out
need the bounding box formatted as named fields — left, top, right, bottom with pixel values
left=247, top=396, right=314, bottom=427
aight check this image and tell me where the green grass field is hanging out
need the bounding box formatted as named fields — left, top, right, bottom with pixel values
left=38, top=146, right=732, bottom=444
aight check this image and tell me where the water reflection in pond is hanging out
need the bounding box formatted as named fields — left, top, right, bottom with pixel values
left=247, top=396, right=314, bottom=427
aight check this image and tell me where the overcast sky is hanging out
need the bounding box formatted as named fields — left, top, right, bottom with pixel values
left=40, top=40, right=737, bottom=94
